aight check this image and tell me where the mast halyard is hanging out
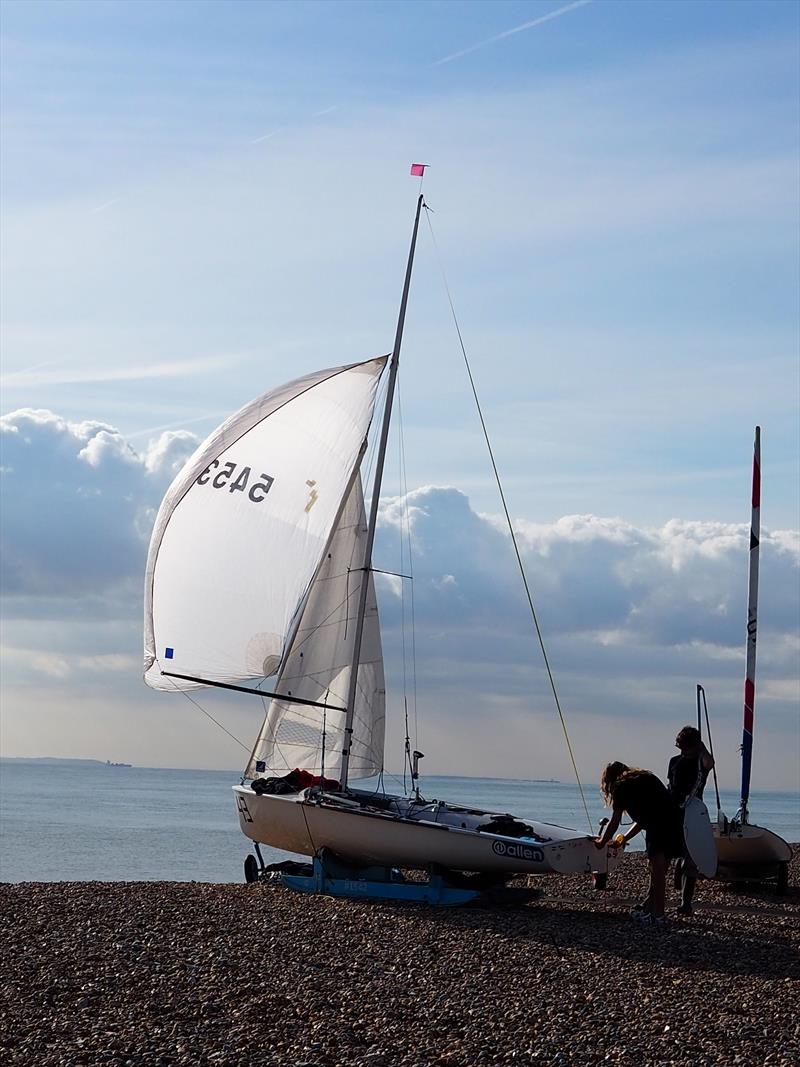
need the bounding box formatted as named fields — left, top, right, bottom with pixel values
left=739, top=425, right=761, bottom=824
left=340, top=193, right=425, bottom=789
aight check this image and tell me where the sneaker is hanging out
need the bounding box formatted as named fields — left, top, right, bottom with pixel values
left=676, top=904, right=693, bottom=917
left=631, top=907, right=651, bottom=922
left=648, top=914, right=669, bottom=927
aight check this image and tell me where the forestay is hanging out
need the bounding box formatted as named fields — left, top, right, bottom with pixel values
left=144, top=356, right=387, bottom=691
left=245, top=475, right=385, bottom=781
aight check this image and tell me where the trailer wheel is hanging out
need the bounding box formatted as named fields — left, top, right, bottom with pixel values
left=244, top=854, right=259, bottom=884
left=775, top=862, right=789, bottom=895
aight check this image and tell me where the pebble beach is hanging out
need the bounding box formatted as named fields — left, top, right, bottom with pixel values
left=2, top=849, right=797, bottom=1067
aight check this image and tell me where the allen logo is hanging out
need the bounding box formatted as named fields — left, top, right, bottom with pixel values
left=492, top=840, right=543, bottom=863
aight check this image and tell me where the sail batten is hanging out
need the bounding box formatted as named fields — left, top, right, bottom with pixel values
left=143, top=356, right=387, bottom=694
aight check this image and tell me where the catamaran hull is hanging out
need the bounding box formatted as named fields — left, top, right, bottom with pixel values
left=233, top=787, right=618, bottom=877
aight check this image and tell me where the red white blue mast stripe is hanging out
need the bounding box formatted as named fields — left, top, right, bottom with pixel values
left=739, top=425, right=760, bottom=823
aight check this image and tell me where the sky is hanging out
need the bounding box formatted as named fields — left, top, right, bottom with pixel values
left=1, top=0, right=798, bottom=802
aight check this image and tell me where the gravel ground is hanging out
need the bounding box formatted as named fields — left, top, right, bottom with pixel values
left=1, top=849, right=797, bottom=1067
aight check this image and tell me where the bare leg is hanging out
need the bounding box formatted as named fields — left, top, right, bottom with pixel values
left=649, top=853, right=667, bottom=918
left=680, top=871, right=697, bottom=912
left=673, top=857, right=684, bottom=890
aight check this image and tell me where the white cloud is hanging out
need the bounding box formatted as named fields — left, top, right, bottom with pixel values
left=1, top=418, right=797, bottom=786
left=143, top=430, right=200, bottom=477
left=380, top=488, right=799, bottom=648
left=2, top=645, right=138, bottom=679
left=0, top=408, right=198, bottom=599
left=372, top=486, right=799, bottom=779
left=3, top=421, right=796, bottom=654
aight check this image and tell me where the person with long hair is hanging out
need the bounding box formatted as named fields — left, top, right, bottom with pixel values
left=595, top=761, right=683, bottom=925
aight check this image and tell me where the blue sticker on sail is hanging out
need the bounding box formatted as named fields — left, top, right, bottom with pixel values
left=165, top=647, right=174, bottom=659
left=255, top=761, right=266, bottom=773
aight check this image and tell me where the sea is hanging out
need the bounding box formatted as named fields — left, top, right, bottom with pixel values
left=1, top=759, right=798, bottom=884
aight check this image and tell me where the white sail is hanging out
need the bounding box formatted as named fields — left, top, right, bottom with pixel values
left=144, top=357, right=387, bottom=691
left=246, top=474, right=385, bottom=781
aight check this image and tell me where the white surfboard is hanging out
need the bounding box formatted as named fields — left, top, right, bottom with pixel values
left=683, top=796, right=718, bottom=878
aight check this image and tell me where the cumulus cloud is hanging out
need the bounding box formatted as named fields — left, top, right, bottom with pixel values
left=373, top=487, right=799, bottom=744
left=377, top=485, right=798, bottom=648
left=3, top=419, right=797, bottom=660
left=1, top=421, right=797, bottom=784
left=0, top=408, right=198, bottom=602
left=143, top=431, right=201, bottom=478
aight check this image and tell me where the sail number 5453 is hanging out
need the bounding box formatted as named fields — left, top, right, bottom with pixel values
left=196, top=461, right=274, bottom=502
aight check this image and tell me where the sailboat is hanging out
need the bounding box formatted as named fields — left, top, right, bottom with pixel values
left=706, top=427, right=792, bottom=891
left=143, top=192, right=619, bottom=900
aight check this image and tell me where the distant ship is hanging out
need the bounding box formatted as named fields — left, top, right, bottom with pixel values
left=105, top=760, right=132, bottom=768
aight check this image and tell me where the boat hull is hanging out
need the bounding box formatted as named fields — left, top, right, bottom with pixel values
left=713, top=822, right=792, bottom=878
left=233, top=786, right=619, bottom=877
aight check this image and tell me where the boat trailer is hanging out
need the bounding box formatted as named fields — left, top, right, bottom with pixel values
left=244, top=845, right=541, bottom=907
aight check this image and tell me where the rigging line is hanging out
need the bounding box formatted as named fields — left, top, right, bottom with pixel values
left=248, top=655, right=347, bottom=777
left=380, top=767, right=412, bottom=794
left=397, top=387, right=420, bottom=758
left=171, top=683, right=252, bottom=754
left=265, top=697, right=337, bottom=725
left=282, top=580, right=367, bottom=659
left=403, top=698, right=409, bottom=794
left=697, top=685, right=722, bottom=815
left=246, top=695, right=293, bottom=779
left=252, top=698, right=296, bottom=775
left=251, top=676, right=332, bottom=778
left=423, top=206, right=593, bottom=833
left=397, top=379, right=412, bottom=786
left=253, top=689, right=347, bottom=780
left=299, top=795, right=323, bottom=870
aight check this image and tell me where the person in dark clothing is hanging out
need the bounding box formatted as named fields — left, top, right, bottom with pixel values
left=668, top=725, right=713, bottom=803
left=668, top=725, right=715, bottom=916
left=596, top=762, right=683, bottom=925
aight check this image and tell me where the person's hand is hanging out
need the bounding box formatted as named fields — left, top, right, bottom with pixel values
left=594, top=836, right=607, bottom=849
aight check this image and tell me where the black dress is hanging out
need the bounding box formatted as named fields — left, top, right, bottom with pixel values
left=612, top=771, right=683, bottom=859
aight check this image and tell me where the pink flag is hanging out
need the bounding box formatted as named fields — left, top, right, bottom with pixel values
left=410, top=163, right=426, bottom=177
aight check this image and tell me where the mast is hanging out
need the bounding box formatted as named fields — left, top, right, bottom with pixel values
left=340, top=193, right=424, bottom=787
left=739, top=425, right=760, bottom=823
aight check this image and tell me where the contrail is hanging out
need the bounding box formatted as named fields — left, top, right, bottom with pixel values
left=0, top=354, right=234, bottom=389
left=90, top=198, right=120, bottom=214
left=432, top=0, right=593, bottom=67
left=126, top=411, right=225, bottom=440
left=251, top=106, right=338, bottom=144
left=250, top=130, right=280, bottom=144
